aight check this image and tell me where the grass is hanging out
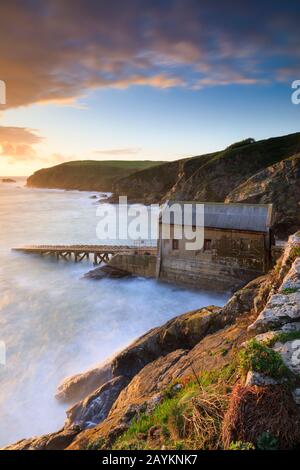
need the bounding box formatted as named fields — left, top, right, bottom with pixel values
left=281, top=287, right=299, bottom=294
left=113, top=364, right=237, bottom=450
left=266, top=331, right=300, bottom=348
left=289, top=246, right=300, bottom=261
left=238, top=339, right=292, bottom=381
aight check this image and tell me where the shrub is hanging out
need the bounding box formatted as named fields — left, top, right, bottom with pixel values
left=222, top=384, right=300, bottom=449
left=267, top=331, right=300, bottom=348
left=281, top=287, right=299, bottom=295
left=229, top=441, right=255, bottom=450
left=238, top=339, right=291, bottom=380
left=182, top=387, right=228, bottom=449
left=257, top=431, right=278, bottom=450
left=226, top=138, right=255, bottom=150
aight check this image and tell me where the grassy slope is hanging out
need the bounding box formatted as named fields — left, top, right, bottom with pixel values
left=26, top=160, right=165, bottom=192
left=112, top=132, right=300, bottom=203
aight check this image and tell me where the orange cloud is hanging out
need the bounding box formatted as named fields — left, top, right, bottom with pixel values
left=0, top=126, right=43, bottom=161
left=0, top=0, right=299, bottom=109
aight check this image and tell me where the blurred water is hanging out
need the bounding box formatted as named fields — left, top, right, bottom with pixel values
left=0, top=178, right=229, bottom=446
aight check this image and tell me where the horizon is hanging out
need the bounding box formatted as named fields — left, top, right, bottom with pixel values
left=1, top=129, right=299, bottom=178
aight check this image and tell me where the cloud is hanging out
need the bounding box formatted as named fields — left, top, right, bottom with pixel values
left=0, top=0, right=299, bottom=109
left=93, top=147, right=141, bottom=156
left=0, top=126, right=43, bottom=161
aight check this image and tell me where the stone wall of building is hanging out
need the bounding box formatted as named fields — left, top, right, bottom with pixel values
left=109, top=253, right=157, bottom=278
left=159, top=226, right=269, bottom=291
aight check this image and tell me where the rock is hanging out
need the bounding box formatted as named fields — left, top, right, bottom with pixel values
left=293, top=388, right=300, bottom=405
left=55, top=361, right=112, bottom=403
left=111, top=306, right=222, bottom=379
left=280, top=258, right=300, bottom=291
left=3, top=427, right=80, bottom=450
left=67, top=313, right=252, bottom=450
left=226, top=153, right=300, bottom=238
left=249, top=258, right=300, bottom=333
left=281, top=322, right=300, bottom=332
left=273, top=340, right=300, bottom=375
left=89, top=195, right=98, bottom=199
left=252, top=331, right=278, bottom=345
left=249, top=291, right=300, bottom=333
left=65, top=376, right=129, bottom=429
left=221, top=275, right=270, bottom=322
left=83, top=265, right=131, bottom=280
left=2, top=178, right=16, bottom=183
left=245, top=370, right=280, bottom=386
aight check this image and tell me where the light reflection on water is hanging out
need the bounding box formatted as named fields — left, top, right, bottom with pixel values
left=0, top=178, right=229, bottom=446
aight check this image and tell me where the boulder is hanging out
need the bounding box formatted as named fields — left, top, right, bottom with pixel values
left=3, top=427, right=80, bottom=450
left=65, top=376, right=129, bottom=429
left=83, top=265, right=131, bottom=280
left=273, top=340, right=300, bottom=375
left=111, top=306, right=222, bottom=379
left=55, top=361, right=112, bottom=403
left=221, top=275, right=270, bottom=323
left=245, top=370, right=280, bottom=387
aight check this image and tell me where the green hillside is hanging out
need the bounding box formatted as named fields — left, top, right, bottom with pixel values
left=26, top=160, right=164, bottom=192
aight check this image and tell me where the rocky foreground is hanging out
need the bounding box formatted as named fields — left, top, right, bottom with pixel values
left=5, top=233, right=300, bottom=450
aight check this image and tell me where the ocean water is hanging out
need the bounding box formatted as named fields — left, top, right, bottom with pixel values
left=0, top=178, right=229, bottom=447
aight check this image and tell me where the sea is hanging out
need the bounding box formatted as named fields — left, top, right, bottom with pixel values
left=0, top=177, right=229, bottom=447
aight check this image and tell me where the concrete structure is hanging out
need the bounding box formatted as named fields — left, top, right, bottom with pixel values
left=109, top=253, right=157, bottom=278
left=157, top=201, right=274, bottom=291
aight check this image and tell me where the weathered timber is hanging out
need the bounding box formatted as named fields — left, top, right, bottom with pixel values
left=12, top=245, right=157, bottom=265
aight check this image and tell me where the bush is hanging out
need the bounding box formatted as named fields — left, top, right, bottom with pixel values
left=257, top=431, right=278, bottom=450
left=222, top=384, right=300, bottom=449
left=267, top=331, right=300, bottom=348
left=229, top=441, right=255, bottom=450
left=238, top=340, right=291, bottom=380
left=226, top=138, right=255, bottom=150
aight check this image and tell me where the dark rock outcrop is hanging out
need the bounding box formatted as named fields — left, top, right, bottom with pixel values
left=83, top=265, right=131, bottom=280
left=65, top=376, right=130, bottom=429
left=55, top=361, right=112, bottom=403
left=226, top=153, right=300, bottom=238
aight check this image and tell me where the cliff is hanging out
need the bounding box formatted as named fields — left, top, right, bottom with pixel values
left=110, top=132, right=300, bottom=237
left=5, top=233, right=300, bottom=451
left=27, top=133, right=300, bottom=238
left=26, top=160, right=164, bottom=192
left=225, top=153, right=300, bottom=238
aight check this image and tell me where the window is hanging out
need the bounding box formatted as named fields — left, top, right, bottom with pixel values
left=204, top=239, right=212, bottom=251
left=172, top=239, right=179, bottom=250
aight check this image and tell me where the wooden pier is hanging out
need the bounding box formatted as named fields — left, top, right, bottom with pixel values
left=13, top=244, right=157, bottom=265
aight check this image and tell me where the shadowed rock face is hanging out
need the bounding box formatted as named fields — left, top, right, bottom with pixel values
left=226, top=154, right=300, bottom=238
left=109, top=133, right=300, bottom=238
left=55, top=361, right=113, bottom=404
left=65, top=376, right=130, bottom=429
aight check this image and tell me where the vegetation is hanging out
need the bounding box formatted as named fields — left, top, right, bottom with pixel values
left=229, top=441, right=255, bottom=450
left=256, top=431, right=278, bottom=450
left=222, top=383, right=300, bottom=450
left=266, top=331, right=300, bottom=348
left=281, top=287, right=299, bottom=294
left=113, top=365, right=236, bottom=450
left=238, top=339, right=292, bottom=381
left=26, top=160, right=164, bottom=192
left=226, top=138, right=255, bottom=150
left=289, top=246, right=300, bottom=261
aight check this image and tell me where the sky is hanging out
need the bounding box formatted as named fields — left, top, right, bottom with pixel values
left=0, top=0, right=300, bottom=176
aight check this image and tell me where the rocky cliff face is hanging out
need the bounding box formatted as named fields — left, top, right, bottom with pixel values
left=3, top=272, right=270, bottom=450
left=226, top=154, right=300, bottom=238
left=109, top=132, right=300, bottom=237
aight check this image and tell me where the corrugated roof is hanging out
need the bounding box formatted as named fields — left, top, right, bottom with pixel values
left=160, top=201, right=273, bottom=233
